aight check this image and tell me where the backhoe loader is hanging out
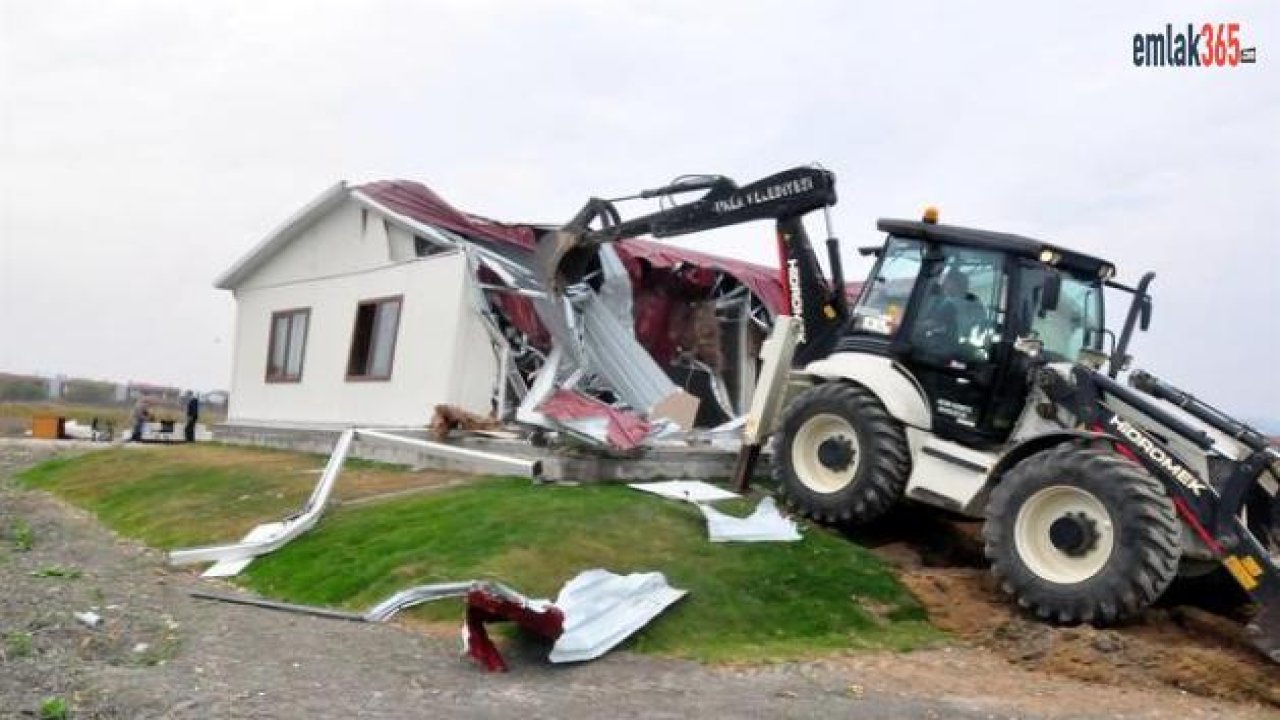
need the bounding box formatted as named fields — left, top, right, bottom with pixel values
left=534, top=165, right=1280, bottom=663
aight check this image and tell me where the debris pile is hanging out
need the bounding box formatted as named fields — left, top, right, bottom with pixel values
left=195, top=570, right=687, bottom=672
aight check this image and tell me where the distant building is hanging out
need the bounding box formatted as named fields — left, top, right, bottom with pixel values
left=201, top=390, right=230, bottom=407
left=126, top=382, right=182, bottom=404
left=0, top=372, right=49, bottom=402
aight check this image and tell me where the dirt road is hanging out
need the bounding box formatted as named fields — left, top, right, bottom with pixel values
left=0, top=441, right=1273, bottom=719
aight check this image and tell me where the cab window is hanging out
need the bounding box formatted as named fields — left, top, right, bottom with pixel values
left=910, top=248, right=1004, bottom=364
left=853, top=237, right=923, bottom=336
left=1030, top=275, right=1104, bottom=361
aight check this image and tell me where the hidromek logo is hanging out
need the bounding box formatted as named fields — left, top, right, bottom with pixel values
left=787, top=258, right=806, bottom=343
left=1108, top=415, right=1209, bottom=497
left=1133, top=23, right=1257, bottom=67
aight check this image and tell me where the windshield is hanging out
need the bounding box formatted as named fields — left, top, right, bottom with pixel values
left=852, top=237, right=923, bottom=336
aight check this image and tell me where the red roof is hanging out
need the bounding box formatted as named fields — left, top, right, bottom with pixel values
left=356, top=180, right=796, bottom=313
left=357, top=180, right=537, bottom=250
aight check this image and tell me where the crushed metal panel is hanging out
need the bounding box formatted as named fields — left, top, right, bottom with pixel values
left=538, top=390, right=651, bottom=451
left=549, top=569, right=687, bottom=663
left=628, top=480, right=740, bottom=504
left=168, top=429, right=356, bottom=574
left=363, top=581, right=477, bottom=622
left=697, top=496, right=801, bottom=543
left=516, top=346, right=565, bottom=428
left=464, top=582, right=564, bottom=672
left=578, top=291, right=700, bottom=429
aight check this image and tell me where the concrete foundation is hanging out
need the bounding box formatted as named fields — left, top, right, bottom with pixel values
left=212, top=422, right=768, bottom=483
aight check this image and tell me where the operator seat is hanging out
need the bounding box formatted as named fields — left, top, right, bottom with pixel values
left=914, top=272, right=986, bottom=359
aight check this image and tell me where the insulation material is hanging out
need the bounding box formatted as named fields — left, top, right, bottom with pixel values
left=430, top=404, right=500, bottom=440
left=696, top=497, right=802, bottom=543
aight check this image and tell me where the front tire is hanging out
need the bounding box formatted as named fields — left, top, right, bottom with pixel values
left=984, top=441, right=1181, bottom=624
left=773, top=383, right=909, bottom=524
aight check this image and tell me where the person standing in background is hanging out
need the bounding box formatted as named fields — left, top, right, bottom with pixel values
left=184, top=391, right=199, bottom=442
left=128, top=397, right=151, bottom=442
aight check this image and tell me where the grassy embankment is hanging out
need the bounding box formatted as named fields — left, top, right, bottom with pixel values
left=15, top=444, right=940, bottom=661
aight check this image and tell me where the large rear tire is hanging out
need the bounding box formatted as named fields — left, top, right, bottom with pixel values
left=984, top=441, right=1181, bottom=624
left=772, top=383, right=909, bottom=524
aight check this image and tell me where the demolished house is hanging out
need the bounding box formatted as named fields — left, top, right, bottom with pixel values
left=216, top=179, right=811, bottom=450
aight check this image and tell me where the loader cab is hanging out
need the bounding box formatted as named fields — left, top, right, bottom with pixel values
left=849, top=218, right=1112, bottom=445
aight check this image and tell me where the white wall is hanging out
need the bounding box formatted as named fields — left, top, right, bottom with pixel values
left=239, top=199, right=390, bottom=291
left=225, top=200, right=497, bottom=426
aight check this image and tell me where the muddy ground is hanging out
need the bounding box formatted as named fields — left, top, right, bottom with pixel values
left=851, top=508, right=1280, bottom=708
left=0, top=440, right=1275, bottom=719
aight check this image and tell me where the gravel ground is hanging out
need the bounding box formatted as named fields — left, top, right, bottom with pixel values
left=1, top=440, right=1272, bottom=720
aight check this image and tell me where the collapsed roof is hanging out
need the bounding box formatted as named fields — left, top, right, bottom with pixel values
left=353, top=179, right=808, bottom=450
left=220, top=178, right=844, bottom=451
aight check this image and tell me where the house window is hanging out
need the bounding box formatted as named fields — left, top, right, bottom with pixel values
left=414, top=235, right=447, bottom=257
left=346, top=296, right=402, bottom=380
left=266, top=309, right=310, bottom=382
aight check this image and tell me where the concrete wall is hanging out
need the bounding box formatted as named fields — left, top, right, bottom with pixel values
left=214, top=422, right=759, bottom=482
left=226, top=199, right=497, bottom=426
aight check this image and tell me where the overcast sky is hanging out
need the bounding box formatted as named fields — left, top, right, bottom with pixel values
left=1, top=1, right=1277, bottom=424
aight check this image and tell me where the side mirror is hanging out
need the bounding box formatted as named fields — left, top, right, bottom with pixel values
left=1139, top=298, right=1153, bottom=331
left=1041, top=272, right=1062, bottom=313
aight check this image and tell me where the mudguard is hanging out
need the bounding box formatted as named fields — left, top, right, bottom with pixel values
left=801, top=353, right=932, bottom=429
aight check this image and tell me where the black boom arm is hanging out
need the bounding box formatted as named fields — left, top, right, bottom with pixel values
left=534, top=166, right=846, bottom=362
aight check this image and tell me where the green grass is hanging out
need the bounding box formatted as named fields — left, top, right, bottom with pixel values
left=39, top=696, right=68, bottom=720
left=10, top=517, right=33, bottom=551
left=29, top=565, right=80, bottom=579
left=5, top=631, right=33, bottom=658
left=17, top=447, right=940, bottom=662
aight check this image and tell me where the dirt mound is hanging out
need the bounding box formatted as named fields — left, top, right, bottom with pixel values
left=857, top=509, right=1280, bottom=708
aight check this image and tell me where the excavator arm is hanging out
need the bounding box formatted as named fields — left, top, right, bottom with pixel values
left=534, top=166, right=847, bottom=365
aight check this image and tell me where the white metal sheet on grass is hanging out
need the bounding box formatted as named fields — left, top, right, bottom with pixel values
left=627, top=480, right=739, bottom=504
left=697, top=496, right=801, bottom=543
left=549, top=569, right=687, bottom=663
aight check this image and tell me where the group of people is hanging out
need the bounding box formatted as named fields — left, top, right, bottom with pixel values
left=128, top=391, right=200, bottom=443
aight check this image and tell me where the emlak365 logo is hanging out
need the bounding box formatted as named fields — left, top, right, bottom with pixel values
left=1133, top=23, right=1257, bottom=67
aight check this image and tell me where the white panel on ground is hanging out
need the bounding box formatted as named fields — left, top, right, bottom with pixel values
left=549, top=569, right=687, bottom=664
left=697, top=496, right=801, bottom=543
left=627, top=480, right=740, bottom=504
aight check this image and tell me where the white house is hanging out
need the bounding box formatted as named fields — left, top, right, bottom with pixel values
left=215, top=182, right=504, bottom=426
left=216, top=179, right=794, bottom=439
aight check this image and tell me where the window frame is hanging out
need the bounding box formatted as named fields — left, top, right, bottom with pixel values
left=264, top=307, right=311, bottom=383
left=345, top=295, right=403, bottom=382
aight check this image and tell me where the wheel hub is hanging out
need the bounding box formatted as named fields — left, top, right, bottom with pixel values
left=790, top=413, right=863, bottom=494
left=1013, top=485, right=1116, bottom=585
left=817, top=437, right=855, bottom=471
left=1048, top=511, right=1099, bottom=557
